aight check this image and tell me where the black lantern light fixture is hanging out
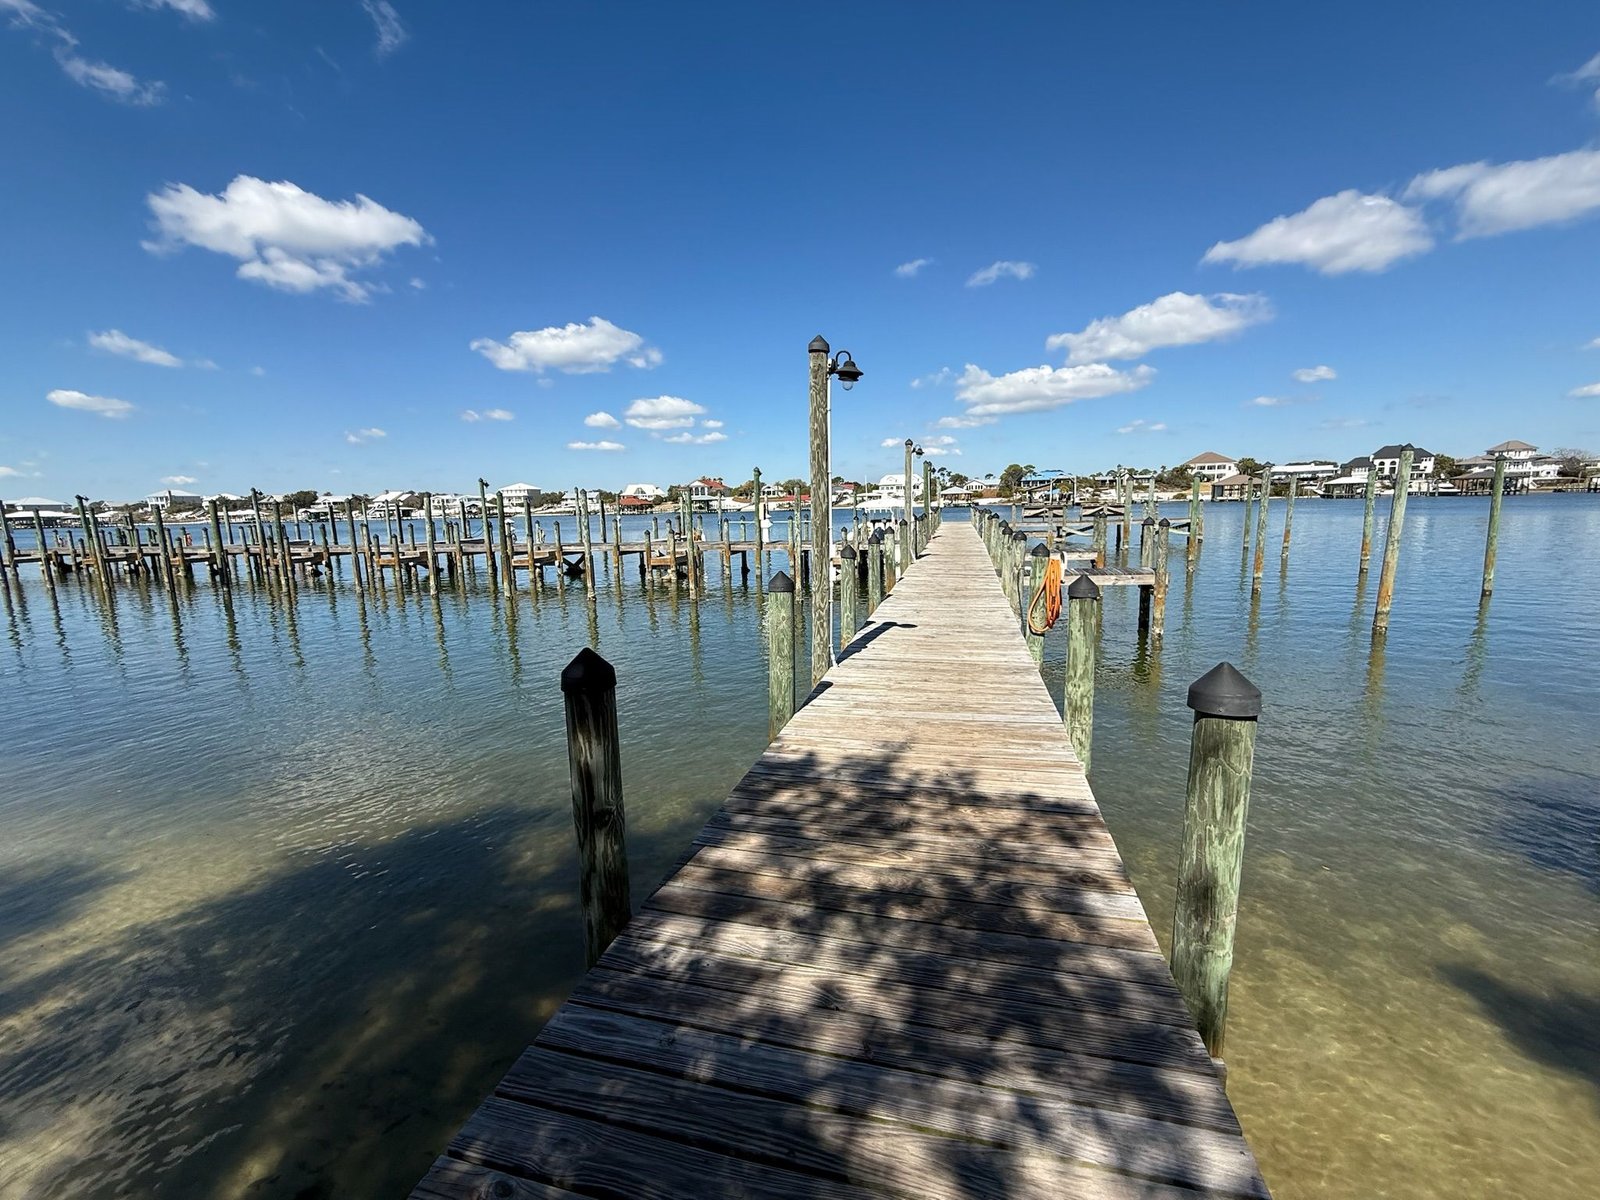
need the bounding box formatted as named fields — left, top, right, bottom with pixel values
left=828, top=350, right=863, bottom=391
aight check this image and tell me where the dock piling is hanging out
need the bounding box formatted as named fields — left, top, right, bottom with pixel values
left=1172, top=662, right=1262, bottom=1062
left=1373, top=447, right=1414, bottom=635
left=1024, top=542, right=1048, bottom=664
left=1481, top=455, right=1507, bottom=597
left=838, top=543, right=857, bottom=649
left=1064, top=574, right=1100, bottom=774
left=1358, top=470, right=1378, bottom=579
left=1153, top=518, right=1170, bottom=643
left=560, top=648, right=633, bottom=969
left=866, top=530, right=884, bottom=612
left=766, top=571, right=796, bottom=737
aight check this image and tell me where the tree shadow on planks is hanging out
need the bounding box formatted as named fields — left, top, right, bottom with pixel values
left=436, top=745, right=1269, bottom=1200
left=0, top=801, right=713, bottom=1200
left=1437, top=963, right=1600, bottom=1113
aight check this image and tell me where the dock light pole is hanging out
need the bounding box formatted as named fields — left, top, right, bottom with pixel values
left=808, top=335, right=863, bottom=689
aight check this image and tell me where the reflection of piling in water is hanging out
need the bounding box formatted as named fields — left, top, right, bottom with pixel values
left=1171, top=662, right=1261, bottom=1063
left=1373, top=447, right=1414, bottom=635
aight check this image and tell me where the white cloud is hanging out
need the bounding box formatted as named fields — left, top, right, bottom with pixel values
left=145, top=175, right=429, bottom=301
left=1047, top=292, right=1271, bottom=364
left=1321, top=417, right=1372, bottom=430
left=910, top=367, right=954, bottom=389
left=966, top=260, right=1036, bottom=287
left=584, top=411, right=621, bottom=428
left=160, top=474, right=198, bottom=485
left=1249, top=396, right=1286, bottom=407
left=55, top=50, right=165, bottom=105
left=1293, top=365, right=1337, bottom=382
left=879, top=438, right=902, bottom=447
left=568, top=440, right=625, bottom=451
left=922, top=446, right=962, bottom=457
left=249, top=365, right=266, bottom=377
left=345, top=427, right=386, bottom=444
left=409, top=276, right=426, bottom=289
left=47, top=388, right=134, bottom=418
left=1406, top=148, right=1600, bottom=238
left=135, top=1, right=214, bottom=20
left=0, top=466, right=22, bottom=478
left=894, top=258, right=932, bottom=278
left=1552, top=51, right=1600, bottom=112
left=1204, top=190, right=1433, bottom=274
left=624, top=395, right=705, bottom=430
left=471, top=316, right=660, bottom=374
left=460, top=408, right=514, bottom=422
left=1570, top=382, right=1600, bottom=398
left=935, top=413, right=994, bottom=429
left=361, top=1, right=408, bottom=57
left=928, top=435, right=959, bottom=447
left=953, top=362, right=1154, bottom=417
left=701, top=418, right=724, bottom=428
left=664, top=431, right=727, bottom=445
left=1116, top=418, right=1168, bottom=434
left=88, top=329, right=184, bottom=367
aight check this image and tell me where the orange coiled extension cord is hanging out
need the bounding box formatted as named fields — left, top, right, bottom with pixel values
left=1026, top=555, right=1064, bottom=635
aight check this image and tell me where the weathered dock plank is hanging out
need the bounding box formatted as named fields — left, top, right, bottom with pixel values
left=414, top=520, right=1269, bottom=1199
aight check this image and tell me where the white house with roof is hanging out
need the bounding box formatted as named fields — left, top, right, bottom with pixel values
left=621, top=482, right=665, bottom=500
left=498, top=482, right=540, bottom=505
left=145, top=488, right=203, bottom=509
left=1485, top=439, right=1539, bottom=461
left=1370, top=444, right=1436, bottom=478
left=1273, top=461, right=1339, bottom=487
left=1184, top=451, right=1239, bottom=483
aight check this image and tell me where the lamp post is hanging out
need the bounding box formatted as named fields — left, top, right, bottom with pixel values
left=807, top=335, right=863, bottom=689
left=903, top=438, right=923, bottom=528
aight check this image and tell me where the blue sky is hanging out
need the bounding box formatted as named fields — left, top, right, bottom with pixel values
left=3, top=1, right=1599, bottom=500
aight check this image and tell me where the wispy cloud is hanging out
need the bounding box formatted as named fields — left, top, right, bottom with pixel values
left=952, top=361, right=1153, bottom=418
left=664, top=431, right=727, bottom=445
left=1569, top=382, right=1600, bottom=398
left=47, top=388, right=134, bottom=418
left=460, top=408, right=513, bottom=422
left=1116, top=418, right=1167, bottom=434
left=1249, top=396, right=1287, bottom=407
left=1205, top=191, right=1433, bottom=275
left=1406, top=148, right=1600, bottom=238
left=910, top=367, right=954, bottom=389
left=1551, top=50, right=1600, bottom=113
left=935, top=413, right=994, bottom=429
left=894, top=257, right=933, bottom=278
left=624, top=395, right=704, bottom=431
left=568, top=440, right=625, bottom=451
left=584, top=411, right=621, bottom=428
left=160, top=473, right=198, bottom=485
left=345, top=426, right=386, bottom=444
left=135, top=1, right=215, bottom=21
left=966, top=260, right=1036, bottom=287
left=88, top=329, right=184, bottom=367
left=361, top=1, right=408, bottom=58
left=1320, top=417, right=1372, bottom=430
left=1047, top=292, right=1271, bottom=364
left=1293, top=365, right=1337, bottom=382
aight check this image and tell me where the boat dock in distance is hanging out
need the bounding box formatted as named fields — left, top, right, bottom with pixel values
left=414, top=520, right=1269, bottom=1199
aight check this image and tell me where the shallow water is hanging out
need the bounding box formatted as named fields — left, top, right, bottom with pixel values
left=0, top=500, right=1596, bottom=1197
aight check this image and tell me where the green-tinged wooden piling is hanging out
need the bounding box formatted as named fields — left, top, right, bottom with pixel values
left=1009, top=530, right=1027, bottom=616
left=866, top=530, right=884, bottom=612
left=272, top=500, right=293, bottom=592
left=1140, top=515, right=1155, bottom=567
left=424, top=494, right=440, bottom=596
left=884, top=525, right=898, bottom=593
left=1241, top=483, right=1254, bottom=550
left=1153, top=518, right=1171, bottom=642
left=1064, top=574, right=1099, bottom=774
left=766, top=570, right=796, bottom=737
left=1172, top=662, right=1262, bottom=1062
left=153, top=505, right=176, bottom=594
left=899, top=518, right=912, bottom=576
left=1280, top=475, right=1297, bottom=563
left=1481, top=455, right=1507, bottom=597
left=560, top=647, right=632, bottom=969
left=1373, top=447, right=1414, bottom=635
left=1024, top=542, right=1048, bottom=665
left=496, top=491, right=515, bottom=597
left=752, top=467, right=764, bottom=560
left=76, top=496, right=108, bottom=594
left=1358, top=469, right=1378, bottom=579
left=207, top=500, right=229, bottom=586
left=580, top=489, right=598, bottom=598
left=1092, top=511, right=1107, bottom=568
left=32, top=509, right=56, bottom=592
left=1250, top=468, right=1272, bottom=597
left=838, top=543, right=858, bottom=649
left=477, top=479, right=498, bottom=591
left=250, top=491, right=269, bottom=586
left=808, top=336, right=833, bottom=689
left=345, top=501, right=365, bottom=593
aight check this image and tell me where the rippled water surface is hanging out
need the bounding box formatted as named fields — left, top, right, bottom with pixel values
left=1, top=500, right=1596, bottom=1198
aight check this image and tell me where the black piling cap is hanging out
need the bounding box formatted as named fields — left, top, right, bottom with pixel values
left=1142, top=516, right=1155, bottom=527
left=868, top=530, right=883, bottom=544
left=808, top=334, right=829, bottom=353
left=561, top=646, right=616, bottom=695
left=1030, top=542, right=1049, bottom=557
left=769, top=570, right=795, bottom=593
left=1159, top=518, right=1170, bottom=528
left=840, top=544, right=858, bottom=560
left=897, top=518, right=907, bottom=527
left=1067, top=574, right=1101, bottom=601
left=1012, top=530, right=1026, bottom=541
left=999, top=521, right=1010, bottom=533
left=1187, top=661, right=1262, bottom=720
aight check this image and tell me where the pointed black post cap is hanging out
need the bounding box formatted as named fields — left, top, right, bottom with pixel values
left=897, top=518, right=907, bottom=527
left=1142, top=516, right=1155, bottom=527
left=1012, top=530, right=1026, bottom=541
left=1159, top=518, right=1170, bottom=528
left=1067, top=574, right=1101, bottom=601
left=1030, top=542, right=1049, bottom=557
left=561, top=646, right=616, bottom=695
left=1187, top=662, right=1262, bottom=719
left=840, top=544, right=857, bottom=560
left=868, top=530, right=883, bottom=544
left=809, top=334, right=829, bottom=353
left=769, top=570, right=795, bottom=593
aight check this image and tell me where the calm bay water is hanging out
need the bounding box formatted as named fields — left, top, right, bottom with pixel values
left=1, top=500, right=1596, bottom=1198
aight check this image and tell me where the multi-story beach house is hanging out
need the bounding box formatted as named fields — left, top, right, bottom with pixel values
left=1184, top=451, right=1239, bottom=484
left=1370, top=445, right=1436, bottom=478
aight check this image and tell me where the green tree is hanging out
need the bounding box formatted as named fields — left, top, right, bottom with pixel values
left=1432, top=453, right=1460, bottom=479
left=283, top=489, right=320, bottom=510
left=1236, top=456, right=1265, bottom=478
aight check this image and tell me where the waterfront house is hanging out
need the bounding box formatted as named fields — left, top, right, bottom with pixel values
left=1485, top=439, right=1539, bottom=462
left=145, top=488, right=203, bottom=510
left=498, top=482, right=540, bottom=506
left=685, top=477, right=729, bottom=510
left=621, top=482, right=665, bottom=500
left=1371, top=444, right=1436, bottom=478
left=1184, top=451, right=1239, bottom=483
left=1209, top=472, right=1259, bottom=501
left=1274, top=461, right=1338, bottom=488
left=1018, top=468, right=1070, bottom=497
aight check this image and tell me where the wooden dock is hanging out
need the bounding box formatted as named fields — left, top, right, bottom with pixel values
left=414, top=521, right=1269, bottom=1199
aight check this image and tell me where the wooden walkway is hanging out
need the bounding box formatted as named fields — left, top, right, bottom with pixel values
left=414, top=520, right=1270, bottom=1200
